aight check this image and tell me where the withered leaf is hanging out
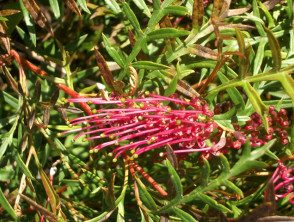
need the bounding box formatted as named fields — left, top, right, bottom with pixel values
left=129, top=66, right=138, bottom=96
left=166, top=144, right=178, bottom=170
left=23, top=0, right=53, bottom=34
left=50, top=89, right=59, bottom=106
left=0, top=21, right=10, bottom=52
left=0, top=9, right=20, bottom=17
left=43, top=107, right=50, bottom=126
left=64, top=0, right=82, bottom=16
left=188, top=44, right=218, bottom=60
left=1, top=66, right=19, bottom=94
left=18, top=64, right=28, bottom=96
left=94, top=47, right=117, bottom=93
left=257, top=216, right=294, bottom=222
left=20, top=133, right=28, bottom=152
left=32, top=79, right=41, bottom=102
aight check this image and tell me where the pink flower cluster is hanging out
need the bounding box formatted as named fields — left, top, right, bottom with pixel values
left=63, top=94, right=289, bottom=161
left=63, top=94, right=230, bottom=160
left=270, top=162, right=294, bottom=204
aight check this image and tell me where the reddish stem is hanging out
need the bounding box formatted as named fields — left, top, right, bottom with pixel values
left=56, top=84, right=93, bottom=116
left=10, top=50, right=47, bottom=77
left=131, top=161, right=168, bottom=197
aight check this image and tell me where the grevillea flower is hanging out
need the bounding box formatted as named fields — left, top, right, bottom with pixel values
left=62, top=92, right=290, bottom=161
left=270, top=162, right=294, bottom=204
left=62, top=93, right=230, bottom=161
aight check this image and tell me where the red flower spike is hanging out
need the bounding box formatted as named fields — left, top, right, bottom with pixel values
left=64, top=94, right=222, bottom=158
left=63, top=94, right=290, bottom=160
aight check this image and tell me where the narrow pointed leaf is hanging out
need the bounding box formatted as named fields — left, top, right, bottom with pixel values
left=39, top=167, right=60, bottom=214
left=102, top=34, right=125, bottom=68
left=147, top=28, right=189, bottom=41
left=196, top=193, right=231, bottom=213
left=65, top=0, right=81, bottom=16
left=122, top=2, right=141, bottom=33
left=230, top=140, right=276, bottom=177
left=172, top=207, right=199, bottom=222
left=279, top=72, right=294, bottom=101
left=22, top=0, right=53, bottom=34
left=0, top=21, right=10, bottom=52
left=0, top=188, right=17, bottom=220
left=201, top=157, right=211, bottom=186
left=134, top=175, right=158, bottom=211
left=163, top=6, right=187, bottom=16
left=15, top=151, right=35, bottom=180
left=77, top=0, right=91, bottom=14
left=19, top=0, right=36, bottom=46
left=133, top=0, right=151, bottom=17
left=132, top=61, right=170, bottom=70
left=217, top=72, right=245, bottom=107
left=242, top=81, right=269, bottom=131
left=235, top=28, right=248, bottom=77
left=49, top=0, right=60, bottom=18
left=264, top=26, right=281, bottom=71
left=225, top=180, right=244, bottom=198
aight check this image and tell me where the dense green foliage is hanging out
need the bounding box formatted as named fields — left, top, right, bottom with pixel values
left=0, top=0, right=294, bottom=221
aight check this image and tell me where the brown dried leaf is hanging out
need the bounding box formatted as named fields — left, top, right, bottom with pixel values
left=20, top=133, right=28, bottom=152
left=50, top=89, right=59, bottom=106
left=228, top=5, right=251, bottom=16
left=28, top=108, right=36, bottom=129
left=176, top=79, right=200, bottom=98
left=57, top=107, right=68, bottom=122
left=188, top=44, right=218, bottom=60
left=0, top=9, right=20, bottom=16
left=166, top=144, right=178, bottom=170
left=263, top=0, right=283, bottom=11
left=64, top=0, right=82, bottom=16
left=0, top=66, right=19, bottom=94
left=128, top=29, right=136, bottom=47
left=257, top=216, right=294, bottom=222
left=0, top=21, right=10, bottom=53
left=43, top=107, right=50, bottom=126
left=94, top=47, right=117, bottom=93
left=32, top=80, right=41, bottom=102
left=18, top=64, right=28, bottom=96
left=129, top=66, right=138, bottom=96
left=23, top=0, right=53, bottom=34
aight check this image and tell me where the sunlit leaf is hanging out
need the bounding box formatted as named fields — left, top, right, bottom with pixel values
left=264, top=26, right=281, bottom=71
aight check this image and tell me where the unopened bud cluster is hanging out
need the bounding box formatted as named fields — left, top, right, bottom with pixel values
left=239, top=106, right=290, bottom=147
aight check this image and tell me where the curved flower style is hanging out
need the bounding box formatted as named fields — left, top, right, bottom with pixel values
left=270, top=162, right=294, bottom=204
